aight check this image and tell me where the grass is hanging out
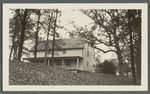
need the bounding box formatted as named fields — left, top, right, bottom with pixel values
left=9, top=60, right=133, bottom=85
left=78, top=71, right=132, bottom=85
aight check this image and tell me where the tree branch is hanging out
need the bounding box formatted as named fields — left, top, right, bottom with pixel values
left=93, top=36, right=115, bottom=47
left=10, top=9, right=23, bottom=22
left=91, top=46, right=117, bottom=54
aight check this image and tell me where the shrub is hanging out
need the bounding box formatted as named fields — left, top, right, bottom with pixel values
left=101, top=60, right=117, bottom=75
left=93, top=62, right=103, bottom=73
left=93, top=60, right=117, bottom=75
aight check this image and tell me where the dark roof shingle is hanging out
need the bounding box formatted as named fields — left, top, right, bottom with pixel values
left=30, top=38, right=88, bottom=51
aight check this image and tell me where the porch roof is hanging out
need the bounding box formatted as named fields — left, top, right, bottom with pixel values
left=23, top=56, right=83, bottom=60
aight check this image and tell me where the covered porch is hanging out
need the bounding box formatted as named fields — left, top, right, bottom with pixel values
left=23, top=56, right=83, bottom=70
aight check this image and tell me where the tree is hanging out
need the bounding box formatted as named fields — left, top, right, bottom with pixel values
left=93, top=54, right=102, bottom=73
left=9, top=9, right=29, bottom=60
left=70, top=9, right=128, bottom=75
left=10, top=9, right=39, bottom=61
left=17, top=9, right=28, bottom=60
left=41, top=9, right=61, bottom=66
left=132, top=10, right=141, bottom=83
left=101, top=60, right=117, bottom=75
left=9, top=10, right=20, bottom=60
left=34, top=9, right=41, bottom=63
left=127, top=10, right=141, bottom=85
left=43, top=9, right=54, bottom=65
left=119, top=9, right=141, bottom=84
left=93, top=58, right=118, bottom=74
left=69, top=9, right=141, bottom=80
left=51, top=9, right=58, bottom=66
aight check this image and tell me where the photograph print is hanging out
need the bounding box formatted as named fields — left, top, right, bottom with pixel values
left=3, top=3, right=148, bottom=91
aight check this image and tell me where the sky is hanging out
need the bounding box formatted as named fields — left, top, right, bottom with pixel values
left=57, top=9, right=117, bottom=61
left=50, top=9, right=93, bottom=39
left=9, top=9, right=117, bottom=61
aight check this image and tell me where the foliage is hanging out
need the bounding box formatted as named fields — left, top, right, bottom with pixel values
left=9, top=9, right=63, bottom=61
left=93, top=62, right=102, bottom=73
left=9, top=9, right=37, bottom=60
left=127, top=10, right=141, bottom=84
left=69, top=9, right=129, bottom=75
left=68, top=9, right=141, bottom=79
left=93, top=54, right=102, bottom=73
left=94, top=60, right=118, bottom=75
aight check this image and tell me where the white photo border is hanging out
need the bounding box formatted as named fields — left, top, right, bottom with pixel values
left=3, top=3, right=148, bottom=91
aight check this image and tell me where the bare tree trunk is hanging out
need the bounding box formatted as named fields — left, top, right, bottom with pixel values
left=18, top=9, right=28, bottom=60
left=129, top=30, right=136, bottom=85
left=113, top=29, right=124, bottom=76
left=128, top=10, right=136, bottom=85
left=43, top=10, right=56, bottom=65
left=136, top=32, right=141, bottom=83
left=14, top=30, right=20, bottom=60
left=13, top=44, right=18, bottom=60
left=136, top=44, right=141, bottom=83
left=51, top=9, right=58, bottom=67
left=9, top=15, right=18, bottom=60
left=34, top=10, right=41, bottom=63
left=127, top=72, right=129, bottom=77
left=9, top=43, right=14, bottom=60
left=34, top=32, right=38, bottom=63
left=116, top=48, right=124, bottom=76
left=44, top=12, right=52, bottom=65
left=44, top=31, right=49, bottom=65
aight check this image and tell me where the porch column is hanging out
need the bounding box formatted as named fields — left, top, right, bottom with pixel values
left=62, top=59, right=64, bottom=68
left=76, top=58, right=79, bottom=70
left=48, top=59, right=49, bottom=66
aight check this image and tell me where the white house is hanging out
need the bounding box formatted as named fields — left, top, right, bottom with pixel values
left=23, top=38, right=96, bottom=72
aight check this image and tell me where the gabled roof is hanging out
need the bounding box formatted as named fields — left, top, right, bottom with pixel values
left=30, top=38, right=88, bottom=51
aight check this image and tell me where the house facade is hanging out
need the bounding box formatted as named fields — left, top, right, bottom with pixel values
left=23, top=38, right=96, bottom=72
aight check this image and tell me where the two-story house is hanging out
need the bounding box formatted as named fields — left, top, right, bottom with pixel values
left=23, top=38, right=96, bottom=72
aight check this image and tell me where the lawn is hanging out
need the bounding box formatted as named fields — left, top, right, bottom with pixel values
left=9, top=60, right=133, bottom=85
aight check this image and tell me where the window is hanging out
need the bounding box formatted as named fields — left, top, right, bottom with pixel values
left=56, top=61, right=62, bottom=66
left=66, top=60, right=71, bottom=66
left=54, top=51, right=58, bottom=55
left=87, top=61, right=89, bottom=67
left=63, top=50, right=66, bottom=54
left=66, top=62, right=71, bottom=66
left=47, top=51, right=58, bottom=55
left=87, top=51, right=89, bottom=56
